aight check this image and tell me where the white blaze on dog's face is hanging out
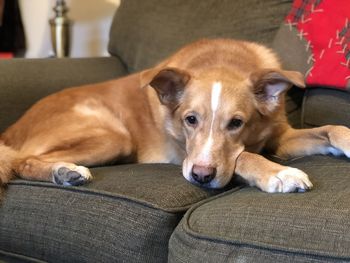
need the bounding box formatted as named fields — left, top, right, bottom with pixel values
left=148, top=67, right=304, bottom=188
left=199, top=81, right=222, bottom=163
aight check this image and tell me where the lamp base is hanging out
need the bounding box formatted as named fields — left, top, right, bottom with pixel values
left=49, top=1, right=71, bottom=58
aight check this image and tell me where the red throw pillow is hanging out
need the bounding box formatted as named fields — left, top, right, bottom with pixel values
left=273, top=0, right=350, bottom=90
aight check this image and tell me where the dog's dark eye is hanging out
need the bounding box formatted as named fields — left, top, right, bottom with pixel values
left=227, top=118, right=243, bottom=130
left=185, top=115, right=198, bottom=127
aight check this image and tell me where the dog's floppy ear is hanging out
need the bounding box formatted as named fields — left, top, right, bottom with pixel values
left=251, top=69, right=305, bottom=115
left=147, top=67, right=191, bottom=109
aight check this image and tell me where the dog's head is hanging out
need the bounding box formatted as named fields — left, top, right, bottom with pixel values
left=142, top=67, right=305, bottom=188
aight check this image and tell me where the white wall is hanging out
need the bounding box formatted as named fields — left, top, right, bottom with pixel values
left=19, top=0, right=120, bottom=58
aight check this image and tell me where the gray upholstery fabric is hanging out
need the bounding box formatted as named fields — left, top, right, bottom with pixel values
left=0, top=57, right=126, bottom=132
left=169, top=155, right=350, bottom=262
left=302, top=88, right=350, bottom=128
left=108, top=0, right=292, bottom=72
left=82, top=164, right=225, bottom=212
left=1, top=0, right=348, bottom=262
left=0, top=164, right=232, bottom=262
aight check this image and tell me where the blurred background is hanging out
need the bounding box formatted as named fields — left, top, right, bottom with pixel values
left=0, top=0, right=120, bottom=58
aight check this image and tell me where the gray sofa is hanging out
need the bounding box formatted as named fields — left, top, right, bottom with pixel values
left=0, top=1, right=349, bottom=262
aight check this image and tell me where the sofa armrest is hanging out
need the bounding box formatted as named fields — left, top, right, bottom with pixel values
left=0, top=56, right=127, bottom=132
left=302, top=88, right=350, bottom=128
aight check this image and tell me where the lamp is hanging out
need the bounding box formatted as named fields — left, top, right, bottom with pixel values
left=49, top=0, right=71, bottom=57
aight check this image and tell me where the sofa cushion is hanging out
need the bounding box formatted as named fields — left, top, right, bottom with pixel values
left=169, top=155, right=350, bottom=262
left=108, top=0, right=292, bottom=72
left=302, top=88, right=350, bottom=128
left=0, top=164, right=233, bottom=263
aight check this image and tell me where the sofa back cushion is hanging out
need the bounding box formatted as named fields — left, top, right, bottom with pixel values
left=108, top=0, right=292, bottom=72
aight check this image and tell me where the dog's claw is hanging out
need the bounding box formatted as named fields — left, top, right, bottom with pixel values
left=267, top=167, right=313, bottom=193
left=52, top=163, right=92, bottom=186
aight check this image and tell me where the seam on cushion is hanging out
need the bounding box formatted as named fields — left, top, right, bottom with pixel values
left=180, top=190, right=350, bottom=261
left=7, top=181, right=180, bottom=213
left=7, top=180, right=217, bottom=213
left=175, top=222, right=350, bottom=262
left=0, top=249, right=47, bottom=263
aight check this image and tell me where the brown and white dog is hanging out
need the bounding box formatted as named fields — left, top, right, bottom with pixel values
left=1, top=39, right=350, bottom=193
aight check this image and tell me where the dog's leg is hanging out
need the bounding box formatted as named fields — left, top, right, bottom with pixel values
left=15, top=132, right=133, bottom=186
left=235, top=151, right=313, bottom=193
left=271, top=125, right=350, bottom=159
left=236, top=125, right=350, bottom=193
left=15, top=157, right=93, bottom=186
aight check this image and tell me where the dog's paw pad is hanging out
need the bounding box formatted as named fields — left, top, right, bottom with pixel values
left=52, top=163, right=92, bottom=186
left=267, top=167, right=313, bottom=193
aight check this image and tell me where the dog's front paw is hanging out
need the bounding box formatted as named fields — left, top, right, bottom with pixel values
left=267, top=167, right=313, bottom=193
left=52, top=163, right=92, bottom=186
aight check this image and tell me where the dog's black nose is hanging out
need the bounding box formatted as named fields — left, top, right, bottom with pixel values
left=191, top=165, right=216, bottom=184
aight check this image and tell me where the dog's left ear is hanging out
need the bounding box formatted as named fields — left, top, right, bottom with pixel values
left=145, top=67, right=191, bottom=110
left=251, top=69, right=305, bottom=115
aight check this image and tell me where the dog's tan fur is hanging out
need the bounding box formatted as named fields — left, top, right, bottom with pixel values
left=1, top=39, right=350, bottom=193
